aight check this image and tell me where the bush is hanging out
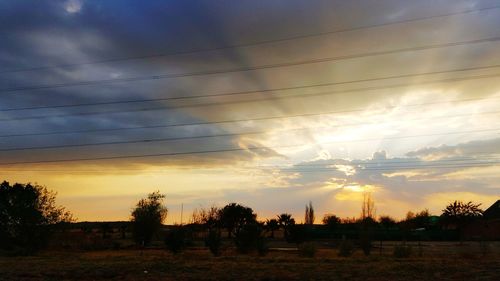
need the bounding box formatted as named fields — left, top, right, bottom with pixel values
left=256, top=237, right=268, bottom=256
left=234, top=223, right=264, bottom=254
left=360, top=233, right=372, bottom=256
left=205, top=229, right=222, bottom=256
left=338, top=240, right=354, bottom=257
left=298, top=242, right=317, bottom=258
left=393, top=244, right=412, bottom=258
left=286, top=224, right=307, bottom=244
left=164, top=227, right=187, bottom=254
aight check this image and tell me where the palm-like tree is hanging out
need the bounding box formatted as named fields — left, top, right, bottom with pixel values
left=265, top=219, right=279, bottom=238
left=277, top=213, right=295, bottom=239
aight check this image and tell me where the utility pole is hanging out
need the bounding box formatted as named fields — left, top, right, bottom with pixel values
left=180, top=203, right=184, bottom=225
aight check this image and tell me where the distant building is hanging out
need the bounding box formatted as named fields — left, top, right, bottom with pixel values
left=463, top=200, right=500, bottom=240
left=483, top=200, right=500, bottom=220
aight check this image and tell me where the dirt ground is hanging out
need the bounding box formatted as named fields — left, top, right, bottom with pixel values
left=1, top=241, right=499, bottom=281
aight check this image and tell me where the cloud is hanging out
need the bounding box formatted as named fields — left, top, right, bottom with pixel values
left=1, top=0, right=500, bottom=220
left=64, top=0, right=83, bottom=14
left=406, top=137, right=500, bottom=159
left=262, top=141, right=500, bottom=217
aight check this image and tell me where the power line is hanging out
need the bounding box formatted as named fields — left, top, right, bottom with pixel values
left=255, top=163, right=500, bottom=173
left=1, top=161, right=499, bottom=173
left=1, top=96, right=499, bottom=139
left=2, top=64, right=499, bottom=113
left=1, top=128, right=499, bottom=165
left=2, top=36, right=499, bottom=93
left=1, top=69, right=499, bottom=122
left=0, top=125, right=499, bottom=152
left=260, top=156, right=500, bottom=168
left=2, top=161, right=500, bottom=173
left=2, top=5, right=498, bottom=75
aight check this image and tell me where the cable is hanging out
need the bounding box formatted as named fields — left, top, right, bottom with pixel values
left=1, top=69, right=499, bottom=122
left=261, top=156, right=500, bottom=168
left=2, top=5, right=499, bottom=75
left=2, top=63, right=500, bottom=112
left=1, top=96, right=499, bottom=139
left=277, top=162, right=500, bottom=172
left=2, top=162, right=500, bottom=173
left=1, top=128, right=499, bottom=165
left=1, top=161, right=499, bottom=173
left=1, top=36, right=499, bottom=93
left=0, top=126, right=499, bottom=152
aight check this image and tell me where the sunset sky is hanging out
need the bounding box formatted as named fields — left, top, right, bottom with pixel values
left=1, top=0, right=499, bottom=223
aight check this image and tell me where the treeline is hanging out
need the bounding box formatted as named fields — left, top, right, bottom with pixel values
left=131, top=191, right=486, bottom=257
left=0, top=181, right=489, bottom=257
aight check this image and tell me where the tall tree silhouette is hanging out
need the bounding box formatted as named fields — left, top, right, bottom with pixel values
left=131, top=191, right=167, bottom=246
left=361, top=192, right=376, bottom=220
left=305, top=201, right=315, bottom=225
left=0, top=181, right=73, bottom=254
left=218, top=203, right=256, bottom=238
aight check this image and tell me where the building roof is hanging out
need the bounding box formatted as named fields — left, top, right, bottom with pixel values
left=483, top=200, right=500, bottom=219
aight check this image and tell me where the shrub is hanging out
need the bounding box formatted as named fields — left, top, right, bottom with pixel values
left=393, top=244, right=412, bottom=258
left=234, top=223, right=264, bottom=254
left=286, top=224, right=307, bottom=244
left=338, top=240, right=354, bottom=257
left=256, top=237, right=268, bottom=256
left=360, top=233, right=372, bottom=256
left=164, top=227, right=186, bottom=254
left=205, top=229, right=222, bottom=256
left=298, top=242, right=317, bottom=258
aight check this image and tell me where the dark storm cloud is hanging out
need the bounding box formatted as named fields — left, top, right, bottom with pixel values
left=1, top=0, right=499, bottom=168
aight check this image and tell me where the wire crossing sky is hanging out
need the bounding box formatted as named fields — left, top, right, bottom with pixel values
left=0, top=0, right=499, bottom=222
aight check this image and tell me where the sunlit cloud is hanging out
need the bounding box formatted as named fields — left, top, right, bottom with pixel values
left=64, top=0, right=83, bottom=14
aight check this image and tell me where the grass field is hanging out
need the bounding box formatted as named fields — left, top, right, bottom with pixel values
left=1, top=242, right=499, bottom=281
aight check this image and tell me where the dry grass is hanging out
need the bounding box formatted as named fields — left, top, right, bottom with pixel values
left=1, top=242, right=499, bottom=280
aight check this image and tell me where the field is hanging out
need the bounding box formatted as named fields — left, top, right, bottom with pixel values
left=1, top=241, right=499, bottom=281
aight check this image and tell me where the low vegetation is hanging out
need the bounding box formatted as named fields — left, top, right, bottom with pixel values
left=1, top=182, right=497, bottom=280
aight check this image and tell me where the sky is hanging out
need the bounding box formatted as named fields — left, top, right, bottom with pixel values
left=0, top=0, right=499, bottom=223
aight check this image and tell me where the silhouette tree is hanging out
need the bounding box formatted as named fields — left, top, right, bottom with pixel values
left=322, top=214, right=341, bottom=229
left=442, top=201, right=483, bottom=220
left=119, top=223, right=128, bottom=239
left=359, top=193, right=377, bottom=256
left=205, top=228, right=222, bottom=256
left=165, top=226, right=187, bottom=254
left=234, top=221, right=266, bottom=254
left=441, top=200, right=483, bottom=238
left=379, top=215, right=398, bottom=255
left=218, top=203, right=256, bottom=238
left=100, top=222, right=111, bottom=239
left=277, top=213, right=295, bottom=240
left=191, top=205, right=220, bottom=229
left=361, top=192, right=376, bottom=220
left=0, top=181, right=73, bottom=254
left=403, top=209, right=431, bottom=230
left=265, top=218, right=279, bottom=238
left=379, top=215, right=397, bottom=228
left=131, top=191, right=167, bottom=246
left=305, top=201, right=315, bottom=225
